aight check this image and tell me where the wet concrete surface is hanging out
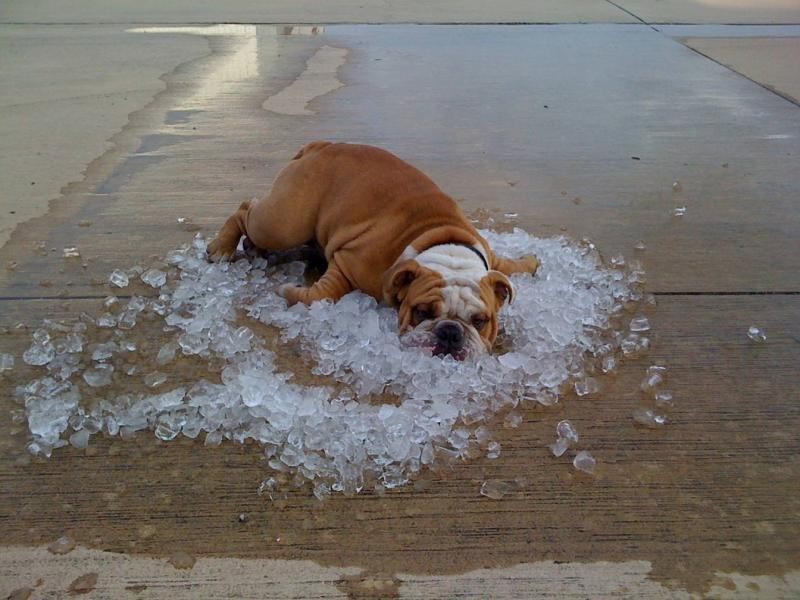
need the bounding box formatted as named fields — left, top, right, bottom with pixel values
left=0, top=0, right=638, bottom=25
left=1, top=18, right=799, bottom=600
left=0, top=25, right=208, bottom=247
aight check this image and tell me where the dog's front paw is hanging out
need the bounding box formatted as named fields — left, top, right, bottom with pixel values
left=206, top=237, right=236, bottom=262
left=278, top=283, right=305, bottom=305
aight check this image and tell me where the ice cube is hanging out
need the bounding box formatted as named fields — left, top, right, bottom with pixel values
left=634, top=240, right=646, bottom=251
left=83, top=364, right=114, bottom=387
left=573, top=450, right=596, bottom=474
left=747, top=326, right=767, bottom=343
left=154, top=417, right=181, bottom=441
left=629, top=316, right=651, bottom=332
left=144, top=371, right=168, bottom=388
left=672, top=181, right=681, bottom=192
left=204, top=431, right=223, bottom=447
left=601, top=354, right=617, bottom=373
left=556, top=420, right=579, bottom=443
left=503, top=412, right=522, bottom=428
left=474, top=425, right=492, bottom=446
left=156, top=341, right=179, bottom=365
left=91, top=342, right=117, bottom=361
left=141, top=269, right=167, bottom=288
left=33, top=328, right=51, bottom=344
left=69, top=428, right=91, bottom=449
left=574, top=377, right=599, bottom=397
left=486, top=441, right=501, bottom=459
left=109, top=269, right=129, bottom=288
left=96, top=313, right=117, bottom=328
left=654, top=390, right=674, bottom=407
left=62, top=247, right=80, bottom=258
left=63, top=333, right=84, bottom=354
left=640, top=372, right=664, bottom=393
left=549, top=437, right=569, bottom=457
left=258, top=477, right=278, bottom=497
left=0, top=353, right=14, bottom=372
left=632, top=408, right=667, bottom=428
left=672, top=206, right=687, bottom=217
left=23, top=343, right=55, bottom=366
left=480, top=480, right=513, bottom=500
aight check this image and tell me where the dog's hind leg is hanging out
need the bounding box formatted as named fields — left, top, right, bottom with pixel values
left=279, top=259, right=352, bottom=306
left=492, top=254, right=540, bottom=276
left=207, top=200, right=251, bottom=261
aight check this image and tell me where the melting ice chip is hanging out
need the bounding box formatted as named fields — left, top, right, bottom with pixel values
left=480, top=480, right=513, bottom=500
left=549, top=420, right=579, bottom=457
left=144, top=371, right=168, bottom=388
left=62, top=247, right=80, bottom=259
left=0, top=353, right=15, bottom=372
left=629, top=316, right=651, bottom=332
left=654, top=390, right=674, bottom=407
left=156, top=341, right=179, bottom=365
left=747, top=326, right=767, bottom=343
left=574, top=377, right=599, bottom=397
left=69, top=428, right=91, bottom=449
left=91, top=342, right=117, bottom=361
left=109, top=269, right=129, bottom=288
left=632, top=408, right=667, bottom=428
left=23, top=342, right=55, bottom=366
left=141, top=269, right=167, bottom=288
left=83, top=364, right=114, bottom=387
left=556, top=420, right=579, bottom=443
left=573, top=450, right=596, bottom=474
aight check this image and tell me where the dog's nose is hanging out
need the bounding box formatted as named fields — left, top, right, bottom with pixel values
left=434, top=321, right=464, bottom=349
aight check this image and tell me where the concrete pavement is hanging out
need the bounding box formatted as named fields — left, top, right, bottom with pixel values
left=1, top=2, right=799, bottom=599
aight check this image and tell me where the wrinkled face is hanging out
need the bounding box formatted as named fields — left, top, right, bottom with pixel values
left=382, top=250, right=513, bottom=361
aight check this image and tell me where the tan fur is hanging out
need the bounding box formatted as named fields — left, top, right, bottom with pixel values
left=208, top=142, right=538, bottom=351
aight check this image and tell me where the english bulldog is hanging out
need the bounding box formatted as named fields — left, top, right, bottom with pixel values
left=208, top=142, right=539, bottom=360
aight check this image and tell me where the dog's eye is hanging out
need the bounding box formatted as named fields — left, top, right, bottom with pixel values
left=471, top=315, right=488, bottom=331
left=412, top=306, right=433, bottom=323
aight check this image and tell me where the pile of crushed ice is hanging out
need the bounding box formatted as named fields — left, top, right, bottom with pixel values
left=14, top=229, right=648, bottom=496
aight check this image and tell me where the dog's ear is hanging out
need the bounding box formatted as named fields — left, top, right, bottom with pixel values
left=382, top=260, right=420, bottom=307
left=484, top=270, right=514, bottom=307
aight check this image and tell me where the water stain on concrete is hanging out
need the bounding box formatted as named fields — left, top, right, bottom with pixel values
left=1, top=545, right=798, bottom=598
left=262, top=45, right=349, bottom=116
left=164, top=109, right=203, bottom=125
left=96, top=134, right=205, bottom=194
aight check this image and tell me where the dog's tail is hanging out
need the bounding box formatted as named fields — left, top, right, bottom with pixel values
left=292, top=140, right=333, bottom=160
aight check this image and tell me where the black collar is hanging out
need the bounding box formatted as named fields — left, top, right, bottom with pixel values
left=442, top=242, right=489, bottom=271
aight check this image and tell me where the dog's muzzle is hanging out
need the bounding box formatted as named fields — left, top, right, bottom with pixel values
left=433, top=320, right=466, bottom=358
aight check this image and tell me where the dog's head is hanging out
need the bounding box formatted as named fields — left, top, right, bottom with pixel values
left=382, top=245, right=513, bottom=360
